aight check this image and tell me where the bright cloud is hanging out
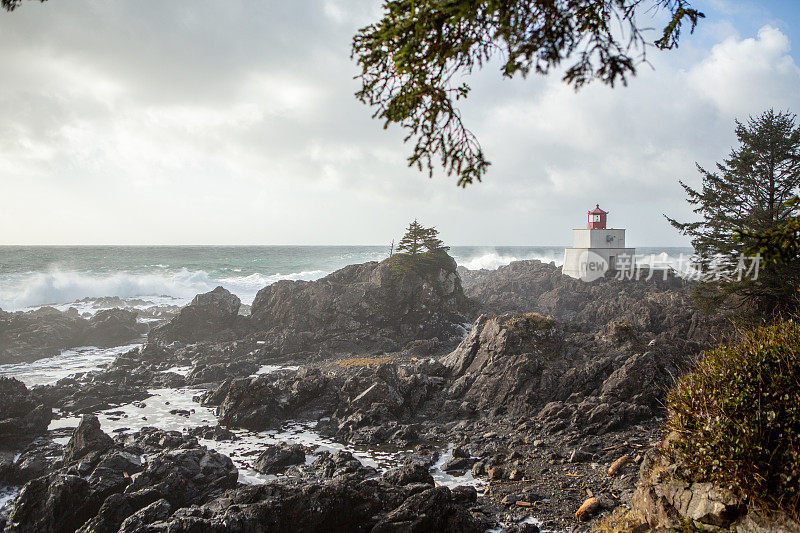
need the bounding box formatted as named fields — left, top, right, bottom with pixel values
left=0, top=2, right=798, bottom=246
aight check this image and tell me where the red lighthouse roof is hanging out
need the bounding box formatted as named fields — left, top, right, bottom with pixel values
left=587, top=204, right=608, bottom=229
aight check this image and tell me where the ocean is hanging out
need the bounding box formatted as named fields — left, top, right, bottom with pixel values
left=0, top=245, right=692, bottom=313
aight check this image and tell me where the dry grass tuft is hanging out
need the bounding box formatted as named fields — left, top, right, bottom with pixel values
left=332, top=356, right=393, bottom=368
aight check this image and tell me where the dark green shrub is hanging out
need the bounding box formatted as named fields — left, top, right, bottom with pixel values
left=666, top=320, right=800, bottom=518
left=390, top=248, right=453, bottom=277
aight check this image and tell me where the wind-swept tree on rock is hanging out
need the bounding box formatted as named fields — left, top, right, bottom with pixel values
left=666, top=109, right=800, bottom=316
left=397, top=220, right=429, bottom=256
left=393, top=220, right=452, bottom=276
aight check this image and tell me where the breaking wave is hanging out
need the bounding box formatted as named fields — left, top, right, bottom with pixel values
left=455, top=250, right=563, bottom=270
left=0, top=268, right=328, bottom=311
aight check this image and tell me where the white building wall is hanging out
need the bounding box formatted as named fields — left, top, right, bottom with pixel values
left=571, top=229, right=626, bottom=249
left=562, top=247, right=636, bottom=279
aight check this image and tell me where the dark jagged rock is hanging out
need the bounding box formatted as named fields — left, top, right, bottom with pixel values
left=116, top=427, right=198, bottom=455
left=36, top=371, right=151, bottom=415
left=381, top=462, right=434, bottom=486
left=441, top=313, right=693, bottom=434
left=372, top=486, right=483, bottom=533
left=307, top=450, right=378, bottom=481
left=253, top=443, right=305, bottom=475
left=459, top=260, right=723, bottom=345
left=0, top=377, right=52, bottom=446
left=83, top=308, right=144, bottom=347
left=184, top=359, right=259, bottom=386
left=111, top=452, right=485, bottom=533
left=148, top=286, right=244, bottom=344
left=5, top=473, right=93, bottom=533
left=64, top=415, right=115, bottom=462
left=3, top=440, right=64, bottom=485
left=3, top=422, right=236, bottom=533
left=186, top=425, right=238, bottom=442
left=0, top=307, right=145, bottom=364
left=216, top=368, right=336, bottom=431
left=125, top=446, right=237, bottom=509
left=245, top=253, right=474, bottom=356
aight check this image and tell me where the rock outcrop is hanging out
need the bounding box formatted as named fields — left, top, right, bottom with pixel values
left=459, top=260, right=722, bottom=346
left=215, top=368, right=337, bottom=431
left=630, top=442, right=800, bottom=532
left=0, top=377, right=52, bottom=447
left=3, top=419, right=238, bottom=533
left=441, top=312, right=692, bottom=434
left=161, top=254, right=474, bottom=357
left=148, top=286, right=243, bottom=344
left=149, top=254, right=474, bottom=356
left=0, top=307, right=145, bottom=364
left=253, top=443, right=306, bottom=474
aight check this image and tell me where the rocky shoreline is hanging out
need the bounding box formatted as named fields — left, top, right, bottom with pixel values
left=0, top=256, right=756, bottom=532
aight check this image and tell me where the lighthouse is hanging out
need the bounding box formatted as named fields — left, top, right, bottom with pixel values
left=562, top=205, right=636, bottom=280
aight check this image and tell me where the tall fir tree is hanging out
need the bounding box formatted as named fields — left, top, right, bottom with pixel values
left=667, top=109, right=800, bottom=315
left=397, top=220, right=428, bottom=255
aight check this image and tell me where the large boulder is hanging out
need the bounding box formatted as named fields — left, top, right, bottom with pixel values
left=84, top=308, right=142, bottom=347
left=253, top=443, right=306, bottom=475
left=4, top=473, right=94, bottom=533
left=381, top=462, right=434, bottom=486
left=0, top=377, right=52, bottom=446
left=372, top=486, right=483, bottom=533
left=125, top=446, right=238, bottom=508
left=246, top=253, right=475, bottom=356
left=148, top=286, right=242, bottom=344
left=215, top=368, right=335, bottom=431
left=64, top=415, right=114, bottom=462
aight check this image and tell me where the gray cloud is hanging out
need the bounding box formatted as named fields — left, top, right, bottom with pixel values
left=0, top=1, right=798, bottom=246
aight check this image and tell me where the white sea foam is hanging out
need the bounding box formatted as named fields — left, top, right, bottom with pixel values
left=0, top=343, right=143, bottom=387
left=0, top=268, right=329, bottom=312
left=47, top=383, right=484, bottom=488
left=456, top=250, right=563, bottom=270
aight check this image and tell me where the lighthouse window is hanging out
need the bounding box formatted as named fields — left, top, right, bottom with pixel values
left=591, top=215, right=600, bottom=222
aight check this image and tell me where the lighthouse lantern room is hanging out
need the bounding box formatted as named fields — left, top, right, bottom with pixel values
left=587, top=204, right=607, bottom=229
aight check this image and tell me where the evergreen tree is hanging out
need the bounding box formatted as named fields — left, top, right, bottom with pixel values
left=747, top=196, right=800, bottom=265
left=667, top=109, right=800, bottom=315
left=422, top=227, right=449, bottom=253
left=393, top=220, right=452, bottom=275
left=397, top=220, right=428, bottom=255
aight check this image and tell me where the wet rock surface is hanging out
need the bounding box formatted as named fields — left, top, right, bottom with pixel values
left=2, top=416, right=237, bottom=533
left=148, top=286, right=245, bottom=344
left=252, top=443, right=306, bottom=474
left=0, top=377, right=52, bottom=447
left=0, top=416, right=488, bottom=533
left=0, top=307, right=145, bottom=364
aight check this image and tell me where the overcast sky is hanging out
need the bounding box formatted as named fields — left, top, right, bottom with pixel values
left=1, top=0, right=799, bottom=246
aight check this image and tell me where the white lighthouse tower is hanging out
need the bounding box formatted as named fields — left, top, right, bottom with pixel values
left=562, top=204, right=635, bottom=279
